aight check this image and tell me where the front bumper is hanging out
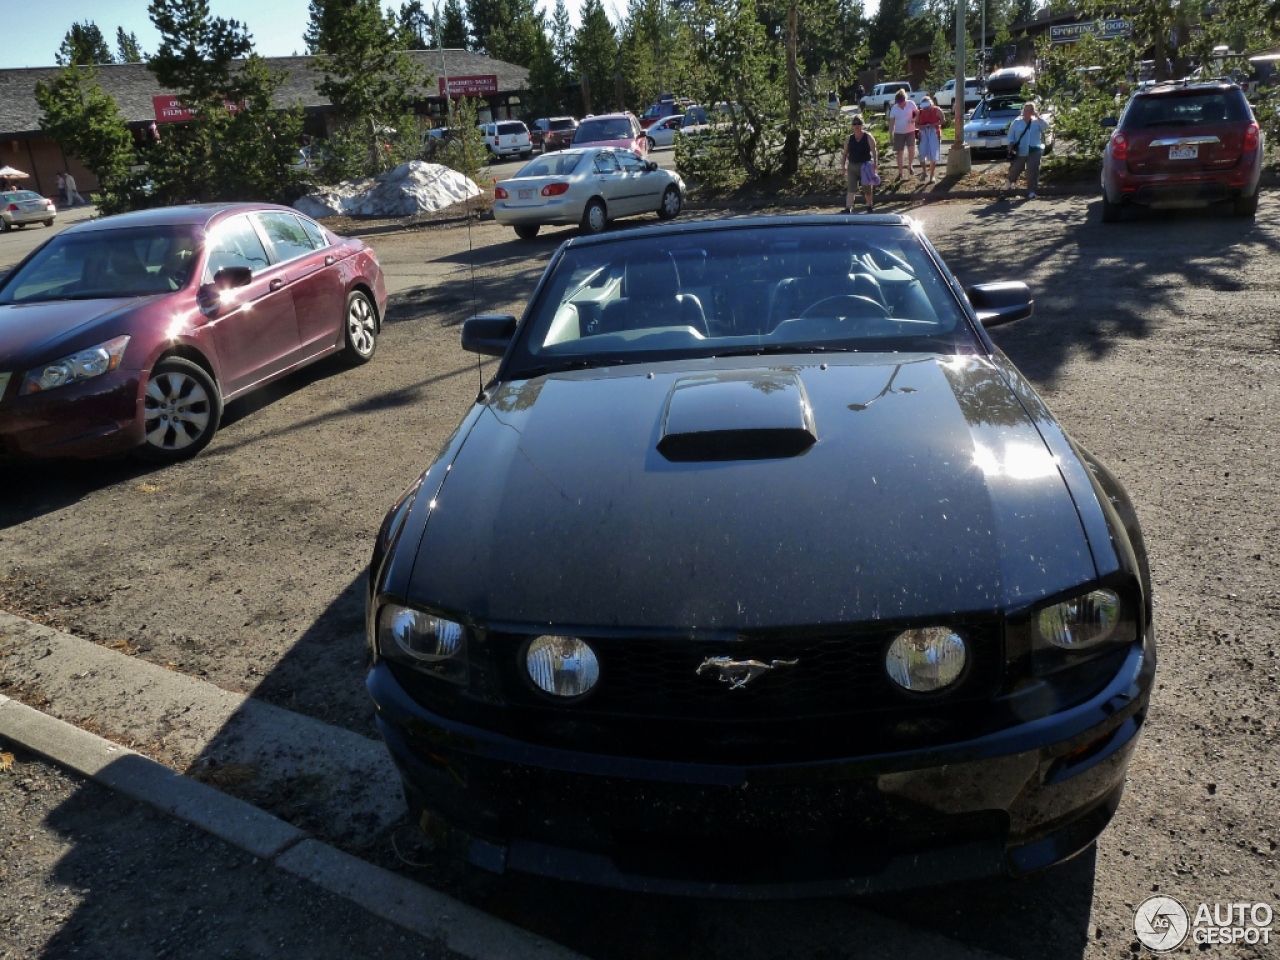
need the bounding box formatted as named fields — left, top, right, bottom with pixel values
left=370, top=632, right=1154, bottom=898
left=0, top=367, right=144, bottom=459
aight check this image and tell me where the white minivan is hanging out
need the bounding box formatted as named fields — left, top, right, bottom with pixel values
left=480, top=121, right=532, bottom=160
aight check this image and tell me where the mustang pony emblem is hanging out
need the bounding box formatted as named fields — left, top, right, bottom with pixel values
left=697, top=656, right=799, bottom=690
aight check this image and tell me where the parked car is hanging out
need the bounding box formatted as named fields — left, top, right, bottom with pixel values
left=645, top=114, right=684, bottom=151
left=1100, top=80, right=1262, bottom=221
left=1, top=190, right=56, bottom=231
left=639, top=93, right=690, bottom=129
left=492, top=147, right=684, bottom=239
left=368, top=213, right=1154, bottom=897
left=0, top=204, right=387, bottom=461
left=571, top=112, right=649, bottom=156
left=935, top=77, right=984, bottom=111
left=859, top=81, right=929, bottom=114
left=963, top=94, right=1055, bottom=155
left=422, top=127, right=454, bottom=160
left=480, top=121, right=532, bottom=160
left=532, top=117, right=578, bottom=153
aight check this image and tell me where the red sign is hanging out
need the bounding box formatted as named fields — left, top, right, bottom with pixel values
left=438, top=74, right=499, bottom=98
left=152, top=96, right=246, bottom=124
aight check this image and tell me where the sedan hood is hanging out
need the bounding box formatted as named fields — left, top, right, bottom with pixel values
left=409, top=355, right=1097, bottom=630
left=0, top=298, right=142, bottom=368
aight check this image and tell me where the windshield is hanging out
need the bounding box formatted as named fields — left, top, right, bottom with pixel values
left=972, top=97, right=1024, bottom=119
left=1123, top=91, right=1252, bottom=128
left=516, top=153, right=584, bottom=177
left=0, top=225, right=199, bottom=304
left=505, top=224, right=977, bottom=379
left=4, top=191, right=42, bottom=202
left=548, top=118, right=576, bottom=131
left=575, top=118, right=633, bottom=142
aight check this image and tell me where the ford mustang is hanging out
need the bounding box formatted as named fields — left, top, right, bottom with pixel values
left=367, top=215, right=1154, bottom=896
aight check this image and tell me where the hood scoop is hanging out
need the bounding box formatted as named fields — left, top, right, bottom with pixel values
left=657, top=371, right=817, bottom=462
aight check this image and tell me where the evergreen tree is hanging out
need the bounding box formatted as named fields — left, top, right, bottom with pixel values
left=924, top=26, right=952, bottom=93
left=488, top=0, right=546, bottom=66
left=116, top=27, right=145, bottom=63
left=618, top=0, right=675, bottom=111
left=880, top=39, right=907, bottom=79
left=572, top=0, right=619, bottom=113
left=550, top=0, right=575, bottom=70
left=396, top=1, right=431, bottom=48
left=56, top=21, right=115, bottom=65
left=145, top=0, right=305, bottom=205
left=35, top=65, right=135, bottom=211
left=868, top=0, right=928, bottom=58
left=440, top=0, right=469, bottom=47
left=465, top=0, right=502, bottom=54
left=526, top=27, right=568, bottom=116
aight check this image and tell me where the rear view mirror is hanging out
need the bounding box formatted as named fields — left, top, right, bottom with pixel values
left=966, top=282, right=1033, bottom=327
left=461, top=314, right=517, bottom=356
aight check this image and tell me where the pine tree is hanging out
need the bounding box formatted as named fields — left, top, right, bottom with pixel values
left=396, top=1, right=431, bottom=48
left=880, top=40, right=907, bottom=79
left=465, top=0, right=503, bottom=55
left=573, top=0, right=618, bottom=113
left=526, top=27, right=568, bottom=116
left=35, top=65, right=135, bottom=210
left=550, top=0, right=574, bottom=70
left=56, top=22, right=115, bottom=65
left=440, top=0, right=469, bottom=47
left=116, top=27, right=144, bottom=62
left=618, top=0, right=675, bottom=111
left=488, top=0, right=545, bottom=66
left=925, top=27, right=953, bottom=94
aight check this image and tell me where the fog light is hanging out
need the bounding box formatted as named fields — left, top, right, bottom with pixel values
left=885, top=627, right=967, bottom=693
left=1037, top=589, right=1120, bottom=649
left=526, top=636, right=600, bottom=698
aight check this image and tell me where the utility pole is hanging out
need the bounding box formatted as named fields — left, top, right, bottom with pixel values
left=435, top=5, right=454, bottom=126
left=946, top=0, right=971, bottom=175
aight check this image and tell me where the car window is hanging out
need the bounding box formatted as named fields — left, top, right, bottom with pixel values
left=298, top=216, right=329, bottom=249
left=0, top=225, right=200, bottom=304
left=9, top=191, right=42, bottom=201
left=617, top=152, right=647, bottom=172
left=549, top=118, right=576, bottom=131
left=518, top=153, right=584, bottom=177
left=507, top=224, right=978, bottom=378
left=576, top=118, right=634, bottom=142
left=498, top=122, right=526, bottom=136
left=203, top=216, right=271, bottom=282
left=1124, top=91, right=1251, bottom=128
left=593, top=152, right=620, bottom=174
left=256, top=212, right=316, bottom=263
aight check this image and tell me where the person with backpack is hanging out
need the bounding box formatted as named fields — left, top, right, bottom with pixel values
left=840, top=115, right=879, bottom=214
left=1005, top=102, right=1050, bottom=199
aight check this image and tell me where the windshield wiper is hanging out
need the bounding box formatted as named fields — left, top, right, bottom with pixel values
left=514, top=357, right=640, bottom=379
left=711, top=344, right=856, bottom=358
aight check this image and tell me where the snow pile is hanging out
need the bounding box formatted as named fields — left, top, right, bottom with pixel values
left=294, top=161, right=480, bottom=219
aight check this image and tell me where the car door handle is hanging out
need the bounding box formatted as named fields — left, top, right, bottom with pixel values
left=269, top=278, right=285, bottom=291
left=324, top=255, right=336, bottom=266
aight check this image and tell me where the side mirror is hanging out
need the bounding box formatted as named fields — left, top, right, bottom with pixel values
left=198, top=266, right=253, bottom=308
left=1101, top=117, right=1118, bottom=128
left=966, top=281, right=1033, bottom=327
left=461, top=314, right=517, bottom=356
left=645, top=160, right=658, bottom=171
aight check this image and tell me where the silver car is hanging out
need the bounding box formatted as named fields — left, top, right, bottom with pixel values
left=1, top=190, right=57, bottom=232
left=493, top=147, right=685, bottom=240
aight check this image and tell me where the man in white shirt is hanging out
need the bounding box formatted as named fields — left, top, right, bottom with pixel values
left=64, top=172, right=85, bottom=206
left=888, top=90, right=920, bottom=179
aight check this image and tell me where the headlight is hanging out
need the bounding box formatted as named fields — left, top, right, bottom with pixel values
left=1036, top=589, right=1121, bottom=650
left=377, top=604, right=466, bottom=684
left=885, top=627, right=967, bottom=693
left=21, top=336, right=130, bottom=395
left=525, top=635, right=600, bottom=698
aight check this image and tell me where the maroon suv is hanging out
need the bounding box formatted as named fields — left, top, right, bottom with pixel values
left=1101, top=81, right=1263, bottom=221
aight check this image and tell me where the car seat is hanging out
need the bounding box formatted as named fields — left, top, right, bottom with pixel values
left=598, top=253, right=708, bottom=335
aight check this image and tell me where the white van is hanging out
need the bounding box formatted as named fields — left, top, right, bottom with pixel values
left=479, top=121, right=532, bottom=160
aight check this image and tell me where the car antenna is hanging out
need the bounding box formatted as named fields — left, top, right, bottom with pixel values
left=466, top=171, right=485, bottom=403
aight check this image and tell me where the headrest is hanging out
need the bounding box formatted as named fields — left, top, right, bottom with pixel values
left=624, top=253, right=680, bottom=298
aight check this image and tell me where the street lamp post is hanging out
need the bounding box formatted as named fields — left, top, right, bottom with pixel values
left=946, top=0, right=972, bottom=175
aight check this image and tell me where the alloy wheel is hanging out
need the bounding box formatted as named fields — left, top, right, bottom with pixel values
left=144, top=371, right=212, bottom=452
left=348, top=295, right=376, bottom=357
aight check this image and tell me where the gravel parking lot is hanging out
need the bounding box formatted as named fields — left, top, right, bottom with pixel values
left=2, top=194, right=1278, bottom=959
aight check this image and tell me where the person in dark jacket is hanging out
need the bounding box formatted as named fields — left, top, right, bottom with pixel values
left=840, top=115, right=878, bottom=214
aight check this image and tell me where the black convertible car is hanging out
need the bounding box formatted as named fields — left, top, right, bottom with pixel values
left=367, top=216, right=1154, bottom=897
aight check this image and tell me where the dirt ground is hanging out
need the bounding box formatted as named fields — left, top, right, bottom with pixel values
left=2, top=195, right=1278, bottom=959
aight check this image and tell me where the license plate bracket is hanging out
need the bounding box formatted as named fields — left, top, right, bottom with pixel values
left=518, top=188, right=533, bottom=200
left=1169, top=145, right=1198, bottom=160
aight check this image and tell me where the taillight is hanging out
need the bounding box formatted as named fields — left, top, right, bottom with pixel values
left=5, top=204, right=17, bottom=212
left=1243, top=123, right=1259, bottom=151
left=541, top=182, right=569, bottom=196
left=494, top=186, right=508, bottom=199
left=494, top=137, right=500, bottom=146
left=45, top=200, right=54, bottom=208
left=1110, top=133, right=1127, bottom=161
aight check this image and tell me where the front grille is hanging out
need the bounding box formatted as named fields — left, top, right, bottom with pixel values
left=489, top=622, right=1003, bottom=721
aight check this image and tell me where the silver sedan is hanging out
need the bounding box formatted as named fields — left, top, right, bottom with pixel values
left=493, top=147, right=686, bottom=240
left=1, top=190, right=57, bottom=231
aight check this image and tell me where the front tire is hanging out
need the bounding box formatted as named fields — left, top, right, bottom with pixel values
left=646, top=136, right=656, bottom=153
left=514, top=224, right=540, bottom=240
left=342, top=290, right=378, bottom=364
left=580, top=198, right=607, bottom=236
left=135, top=358, right=221, bottom=464
left=658, top=185, right=682, bottom=220
left=1101, top=193, right=1121, bottom=223
left=1233, top=191, right=1259, bottom=218
left=44, top=219, right=54, bottom=227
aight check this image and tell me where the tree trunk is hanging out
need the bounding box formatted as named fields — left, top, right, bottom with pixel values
left=782, top=3, right=800, bottom=178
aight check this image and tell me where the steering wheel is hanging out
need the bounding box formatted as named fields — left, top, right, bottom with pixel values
left=799, top=295, right=890, bottom=321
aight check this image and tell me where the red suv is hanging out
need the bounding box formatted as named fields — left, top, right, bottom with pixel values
left=1101, top=81, right=1263, bottom=222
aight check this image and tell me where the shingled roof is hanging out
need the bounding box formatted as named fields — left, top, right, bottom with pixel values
left=0, top=49, right=529, bottom=136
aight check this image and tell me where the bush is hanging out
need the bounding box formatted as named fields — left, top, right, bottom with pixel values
left=438, top=97, right=489, bottom=183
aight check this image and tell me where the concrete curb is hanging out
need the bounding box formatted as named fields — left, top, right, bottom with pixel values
left=0, top=691, right=588, bottom=960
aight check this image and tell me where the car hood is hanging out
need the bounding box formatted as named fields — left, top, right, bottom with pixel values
left=408, top=354, right=1097, bottom=630
left=0, top=298, right=144, bottom=368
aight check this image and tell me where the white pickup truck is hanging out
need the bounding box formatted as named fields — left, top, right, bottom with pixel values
left=934, top=77, right=985, bottom=112
left=859, top=82, right=929, bottom=114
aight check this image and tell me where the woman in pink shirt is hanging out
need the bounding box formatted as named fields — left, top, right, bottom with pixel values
left=888, top=90, right=920, bottom=179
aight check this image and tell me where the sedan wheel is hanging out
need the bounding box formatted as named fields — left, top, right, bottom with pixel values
left=136, top=358, right=221, bottom=463
left=658, top=185, right=682, bottom=220
left=514, top=224, right=541, bottom=240
left=0, top=219, right=9, bottom=233
left=646, top=136, right=656, bottom=153
left=342, top=290, right=378, bottom=363
left=580, top=198, right=607, bottom=236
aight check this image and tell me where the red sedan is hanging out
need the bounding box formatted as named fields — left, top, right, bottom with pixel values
left=0, top=203, right=387, bottom=462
